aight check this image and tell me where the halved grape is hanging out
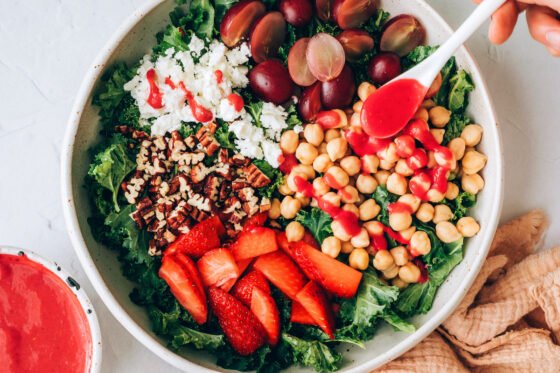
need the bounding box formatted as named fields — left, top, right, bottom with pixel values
left=279, top=0, right=314, bottom=27
left=336, top=29, right=374, bottom=61
left=306, top=33, right=346, bottom=82
left=333, top=0, right=376, bottom=30
left=380, top=15, right=426, bottom=56
left=320, top=64, right=356, bottom=109
left=250, top=12, right=287, bottom=63
left=288, top=38, right=317, bottom=87
left=315, top=0, right=334, bottom=21
left=367, top=52, right=401, bottom=85
left=249, top=59, right=295, bottom=104
left=299, top=82, right=323, bottom=121
left=221, top=0, right=267, bottom=47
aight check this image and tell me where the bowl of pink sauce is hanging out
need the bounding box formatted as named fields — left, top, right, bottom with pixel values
left=0, top=246, right=101, bottom=373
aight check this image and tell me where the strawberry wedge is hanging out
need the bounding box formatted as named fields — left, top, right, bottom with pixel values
left=231, top=270, right=271, bottom=307
left=293, top=241, right=362, bottom=299
left=231, top=227, right=278, bottom=261
left=290, top=301, right=317, bottom=326
left=251, top=287, right=280, bottom=346
left=295, top=282, right=336, bottom=338
left=165, top=216, right=225, bottom=258
left=254, top=251, right=307, bottom=300
left=197, top=249, right=240, bottom=292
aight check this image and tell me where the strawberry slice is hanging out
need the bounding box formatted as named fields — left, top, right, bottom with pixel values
left=208, top=287, right=266, bottom=356
left=302, top=231, right=320, bottom=249
left=293, top=241, right=362, bottom=299
left=231, top=270, right=271, bottom=306
left=295, top=282, right=336, bottom=338
left=236, top=258, right=253, bottom=276
left=231, top=227, right=278, bottom=261
left=276, top=231, right=294, bottom=258
left=166, top=216, right=225, bottom=258
left=290, top=301, right=317, bottom=326
left=254, top=251, right=307, bottom=300
left=243, top=212, right=268, bottom=231
left=197, top=249, right=240, bottom=292
left=159, top=255, right=207, bottom=325
left=251, top=287, right=280, bottom=346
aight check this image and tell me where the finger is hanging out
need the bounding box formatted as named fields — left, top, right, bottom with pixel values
left=547, top=45, right=560, bottom=56
left=488, top=0, right=522, bottom=44
left=517, top=0, right=560, bottom=9
left=526, top=5, right=560, bottom=53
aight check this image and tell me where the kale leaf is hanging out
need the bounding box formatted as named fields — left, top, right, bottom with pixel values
left=401, top=46, right=438, bottom=70
left=434, top=58, right=457, bottom=107
left=170, top=0, right=215, bottom=40
left=252, top=159, right=285, bottom=199
left=282, top=333, right=342, bottom=373
left=154, top=26, right=189, bottom=55
left=447, top=70, right=475, bottom=113
left=445, top=192, right=477, bottom=221
left=169, top=325, right=224, bottom=351
left=93, top=63, right=136, bottom=126
left=295, top=208, right=333, bottom=245
left=105, top=205, right=152, bottom=265
left=217, top=345, right=271, bottom=372
left=372, top=185, right=398, bottom=226
left=442, top=113, right=472, bottom=145
left=215, top=121, right=237, bottom=150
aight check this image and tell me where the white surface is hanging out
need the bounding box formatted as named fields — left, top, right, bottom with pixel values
left=0, top=0, right=558, bottom=372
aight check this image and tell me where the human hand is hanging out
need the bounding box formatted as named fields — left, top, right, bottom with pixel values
left=473, top=0, right=560, bottom=56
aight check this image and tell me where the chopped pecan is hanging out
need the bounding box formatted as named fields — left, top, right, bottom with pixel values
left=231, top=153, right=249, bottom=167
left=231, top=179, right=250, bottom=190
left=219, top=182, right=231, bottom=201
left=215, top=163, right=233, bottom=180
left=190, top=163, right=213, bottom=184
left=190, top=207, right=210, bottom=222
left=218, top=148, right=229, bottom=164
left=244, top=163, right=271, bottom=188
left=196, top=124, right=220, bottom=156
left=185, top=135, right=197, bottom=149
left=204, top=175, right=221, bottom=201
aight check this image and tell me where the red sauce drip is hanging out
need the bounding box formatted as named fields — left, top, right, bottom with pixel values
left=177, top=82, right=214, bottom=123
left=431, top=166, right=449, bottom=194
left=227, top=93, right=245, bottom=112
left=413, top=258, right=429, bottom=283
left=383, top=226, right=410, bottom=245
left=278, top=154, right=298, bottom=174
left=361, top=79, right=427, bottom=139
left=146, top=68, right=164, bottom=109
left=0, top=254, right=92, bottom=373
left=372, top=235, right=388, bottom=251
left=316, top=110, right=342, bottom=129
left=165, top=76, right=176, bottom=90
left=324, top=173, right=344, bottom=190
left=215, top=69, right=224, bottom=84
left=345, top=128, right=391, bottom=157
left=403, top=119, right=439, bottom=151
left=387, top=202, right=413, bottom=214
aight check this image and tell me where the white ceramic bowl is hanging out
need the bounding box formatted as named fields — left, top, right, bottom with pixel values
left=0, top=246, right=102, bottom=373
left=61, top=0, right=504, bottom=371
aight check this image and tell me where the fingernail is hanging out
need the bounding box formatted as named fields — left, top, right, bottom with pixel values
left=546, top=30, right=560, bottom=51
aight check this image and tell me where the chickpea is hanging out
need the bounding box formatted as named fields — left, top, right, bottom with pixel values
left=414, top=107, right=429, bottom=122
left=390, top=246, right=410, bottom=266
left=312, top=177, right=330, bottom=196
left=356, top=174, right=378, bottom=195
left=364, top=221, right=384, bottom=237
left=318, top=142, right=328, bottom=154
left=304, top=124, right=324, bottom=147
left=324, top=167, right=348, bottom=189
left=361, top=154, right=380, bottom=174
left=448, top=138, right=466, bottom=161
left=342, top=203, right=360, bottom=217
left=392, top=277, right=409, bottom=289
left=436, top=221, right=462, bottom=243
left=399, top=263, right=421, bottom=283
left=291, top=163, right=315, bottom=178
left=327, top=137, right=348, bottom=161
left=278, top=181, right=295, bottom=196
left=353, top=100, right=364, bottom=113
left=410, top=231, right=431, bottom=256
left=280, top=196, right=301, bottom=219
left=400, top=226, right=416, bottom=241
left=389, top=212, right=412, bottom=231
left=351, top=228, right=370, bottom=248
left=358, top=81, right=376, bottom=102
left=280, top=130, right=299, bottom=154
left=341, top=241, right=355, bottom=254
left=339, top=185, right=360, bottom=204
left=295, top=192, right=310, bottom=207
left=429, top=106, right=451, bottom=128
left=382, top=264, right=399, bottom=279
left=322, top=236, right=342, bottom=258
left=416, top=203, right=435, bottom=223
left=427, top=189, right=445, bottom=203
left=375, top=170, right=391, bottom=186
left=457, top=217, right=480, bottom=237
left=287, top=172, right=307, bottom=192
left=373, top=250, right=395, bottom=271
left=359, top=199, right=380, bottom=221
left=340, top=156, right=361, bottom=176
left=433, top=204, right=453, bottom=224
left=324, top=128, right=341, bottom=142
left=268, top=198, right=281, bottom=219
left=462, top=173, right=485, bottom=195
left=349, top=248, right=370, bottom=270
left=422, top=99, right=436, bottom=109
left=461, top=124, right=483, bottom=146
left=398, top=194, right=421, bottom=213
left=462, top=150, right=487, bottom=175
left=379, top=159, right=396, bottom=171
left=296, top=142, right=319, bottom=165
left=313, top=154, right=333, bottom=173
left=332, top=220, right=352, bottom=242
left=349, top=113, right=361, bottom=127
left=379, top=143, right=399, bottom=163
left=286, top=221, right=305, bottom=242
left=386, top=173, right=408, bottom=195
left=395, top=159, right=414, bottom=176
left=446, top=182, right=460, bottom=200
left=322, top=191, right=341, bottom=208
left=430, top=129, right=445, bottom=144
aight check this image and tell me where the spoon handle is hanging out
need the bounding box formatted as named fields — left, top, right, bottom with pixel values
left=402, top=0, right=508, bottom=87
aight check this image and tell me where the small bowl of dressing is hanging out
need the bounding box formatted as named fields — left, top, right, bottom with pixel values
left=0, top=246, right=101, bottom=373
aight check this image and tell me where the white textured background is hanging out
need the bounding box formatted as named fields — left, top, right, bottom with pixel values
left=0, top=0, right=558, bottom=372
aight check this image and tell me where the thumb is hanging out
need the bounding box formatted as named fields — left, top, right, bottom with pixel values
left=526, top=5, right=560, bottom=55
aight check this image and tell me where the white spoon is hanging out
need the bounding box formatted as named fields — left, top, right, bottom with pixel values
left=361, top=0, right=507, bottom=138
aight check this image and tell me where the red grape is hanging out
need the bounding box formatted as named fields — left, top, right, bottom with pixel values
left=380, top=15, right=426, bottom=56
left=336, top=29, right=374, bottom=61
left=333, top=0, right=376, bottom=30
left=298, top=82, right=323, bottom=121
left=279, top=0, right=314, bottom=27
left=315, top=0, right=334, bottom=21
left=320, top=64, right=356, bottom=109
left=249, top=59, right=295, bottom=104
left=306, top=33, right=346, bottom=82
left=221, top=0, right=267, bottom=47
left=250, top=12, right=286, bottom=63
left=367, top=52, right=401, bottom=85
left=288, top=38, right=317, bottom=87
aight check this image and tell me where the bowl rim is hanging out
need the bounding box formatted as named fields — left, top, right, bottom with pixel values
left=60, top=0, right=504, bottom=372
left=0, top=246, right=103, bottom=373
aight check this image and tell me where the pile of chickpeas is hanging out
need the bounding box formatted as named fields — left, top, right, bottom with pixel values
left=268, top=81, right=486, bottom=289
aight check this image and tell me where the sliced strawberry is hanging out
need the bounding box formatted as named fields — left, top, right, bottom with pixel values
left=253, top=251, right=307, bottom=300
left=276, top=231, right=294, bottom=258
left=295, top=282, right=336, bottom=338
left=197, top=249, right=240, bottom=292
left=236, top=258, right=253, bottom=276
left=302, top=231, right=320, bottom=249
left=166, top=216, right=225, bottom=258
left=159, top=255, right=207, bottom=325
left=290, top=301, right=317, bottom=326
left=251, top=287, right=280, bottom=346
left=278, top=153, right=298, bottom=174
left=243, top=212, right=268, bottom=231
left=175, top=252, right=206, bottom=303
left=208, top=287, right=266, bottom=355
left=231, top=270, right=271, bottom=306
left=231, top=227, right=278, bottom=261
left=293, top=241, right=362, bottom=299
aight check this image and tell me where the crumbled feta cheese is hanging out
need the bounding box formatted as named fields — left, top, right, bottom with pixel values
left=218, top=99, right=243, bottom=122
left=188, top=35, right=205, bottom=57
left=293, top=125, right=304, bottom=134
